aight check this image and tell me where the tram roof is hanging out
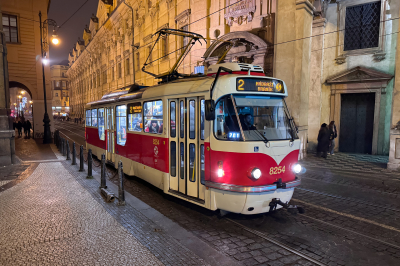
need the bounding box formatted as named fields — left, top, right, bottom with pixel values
left=85, top=76, right=213, bottom=108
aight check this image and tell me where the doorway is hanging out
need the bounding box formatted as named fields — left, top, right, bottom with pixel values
left=339, top=93, right=375, bottom=154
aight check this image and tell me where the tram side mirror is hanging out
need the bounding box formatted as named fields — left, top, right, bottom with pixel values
left=205, top=100, right=215, bottom=121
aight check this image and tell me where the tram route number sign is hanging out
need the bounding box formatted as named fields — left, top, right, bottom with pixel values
left=128, top=102, right=142, bottom=114
left=237, top=78, right=285, bottom=93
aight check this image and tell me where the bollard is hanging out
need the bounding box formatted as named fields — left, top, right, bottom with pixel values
left=117, top=161, right=125, bottom=206
left=79, top=145, right=84, bottom=172
left=87, top=149, right=93, bottom=179
left=100, top=153, right=107, bottom=189
left=66, top=140, right=71, bottom=160
left=61, top=138, right=65, bottom=155
left=72, top=142, right=77, bottom=165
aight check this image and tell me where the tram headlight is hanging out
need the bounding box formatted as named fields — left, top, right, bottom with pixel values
left=251, top=168, right=262, bottom=179
left=293, top=164, right=302, bottom=174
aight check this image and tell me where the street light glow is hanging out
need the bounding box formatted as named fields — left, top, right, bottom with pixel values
left=52, top=36, right=59, bottom=45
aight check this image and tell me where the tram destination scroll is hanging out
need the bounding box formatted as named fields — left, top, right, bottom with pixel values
left=128, top=102, right=142, bottom=114
left=236, top=78, right=285, bottom=93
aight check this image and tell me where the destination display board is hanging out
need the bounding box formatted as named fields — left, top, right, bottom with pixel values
left=128, top=102, right=142, bottom=114
left=236, top=78, right=285, bottom=93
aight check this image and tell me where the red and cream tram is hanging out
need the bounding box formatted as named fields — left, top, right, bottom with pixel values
left=85, top=63, right=302, bottom=215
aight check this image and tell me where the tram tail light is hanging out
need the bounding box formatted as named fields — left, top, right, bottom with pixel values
left=217, top=161, right=224, bottom=177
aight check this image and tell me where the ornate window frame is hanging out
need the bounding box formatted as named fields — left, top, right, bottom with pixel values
left=337, top=0, right=386, bottom=61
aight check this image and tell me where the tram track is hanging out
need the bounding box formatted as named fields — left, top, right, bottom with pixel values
left=296, top=187, right=400, bottom=212
left=300, top=176, right=400, bottom=197
left=227, top=218, right=327, bottom=266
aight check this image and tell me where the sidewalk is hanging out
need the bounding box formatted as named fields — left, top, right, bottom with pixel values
left=0, top=138, right=238, bottom=266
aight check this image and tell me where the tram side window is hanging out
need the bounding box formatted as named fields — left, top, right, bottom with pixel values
left=86, top=110, right=91, bottom=126
left=116, top=105, right=127, bottom=146
left=144, top=100, right=163, bottom=134
left=128, top=102, right=142, bottom=132
left=98, top=108, right=105, bottom=140
left=91, top=109, right=98, bottom=127
left=200, top=99, right=205, bottom=140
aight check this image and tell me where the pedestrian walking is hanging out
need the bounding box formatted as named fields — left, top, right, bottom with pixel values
left=17, top=120, right=22, bottom=137
left=22, top=121, right=28, bottom=137
left=26, top=120, right=32, bottom=138
left=329, top=121, right=337, bottom=155
left=316, top=123, right=330, bottom=159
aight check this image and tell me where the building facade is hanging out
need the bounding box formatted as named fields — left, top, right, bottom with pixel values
left=68, top=0, right=400, bottom=167
left=51, top=64, right=70, bottom=116
left=1, top=0, right=54, bottom=139
left=0, top=5, right=15, bottom=165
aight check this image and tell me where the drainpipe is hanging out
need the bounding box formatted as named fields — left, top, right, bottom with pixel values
left=123, top=0, right=136, bottom=84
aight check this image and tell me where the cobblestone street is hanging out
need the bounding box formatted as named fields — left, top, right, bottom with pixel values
left=2, top=123, right=400, bottom=265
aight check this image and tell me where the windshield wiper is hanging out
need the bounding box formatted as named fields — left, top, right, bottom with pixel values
left=250, top=129, right=269, bottom=144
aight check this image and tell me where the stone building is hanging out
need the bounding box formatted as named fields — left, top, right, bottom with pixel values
left=0, top=5, right=15, bottom=165
left=51, top=64, right=70, bottom=116
left=0, top=0, right=54, bottom=139
left=68, top=0, right=400, bottom=166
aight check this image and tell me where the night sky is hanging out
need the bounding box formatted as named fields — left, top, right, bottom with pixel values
left=48, top=0, right=98, bottom=66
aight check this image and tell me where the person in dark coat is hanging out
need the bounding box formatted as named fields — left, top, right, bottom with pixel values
left=22, top=121, right=28, bottom=137
left=26, top=120, right=32, bottom=138
left=16, top=121, right=22, bottom=137
left=317, top=123, right=330, bottom=159
left=328, top=121, right=337, bottom=155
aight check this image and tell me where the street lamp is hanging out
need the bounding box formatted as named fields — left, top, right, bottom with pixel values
left=39, top=11, right=60, bottom=144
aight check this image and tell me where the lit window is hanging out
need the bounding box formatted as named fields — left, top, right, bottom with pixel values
left=98, top=108, right=105, bottom=140
left=91, top=109, right=98, bottom=127
left=143, top=100, right=163, bottom=134
left=128, top=102, right=142, bottom=132
left=86, top=110, right=91, bottom=126
left=2, top=14, right=18, bottom=43
left=116, top=105, right=127, bottom=146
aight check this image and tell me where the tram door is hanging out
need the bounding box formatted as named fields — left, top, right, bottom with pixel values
left=106, top=107, right=115, bottom=162
left=168, top=97, right=204, bottom=199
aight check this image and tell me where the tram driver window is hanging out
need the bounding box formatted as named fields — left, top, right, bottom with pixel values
left=85, top=110, right=91, bottom=127
left=116, top=105, right=127, bottom=146
left=98, top=108, right=105, bottom=140
left=128, top=102, right=142, bottom=132
left=144, top=100, right=163, bottom=134
left=91, top=109, right=98, bottom=127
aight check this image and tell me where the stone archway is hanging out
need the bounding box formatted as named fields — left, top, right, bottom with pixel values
left=203, top=31, right=270, bottom=74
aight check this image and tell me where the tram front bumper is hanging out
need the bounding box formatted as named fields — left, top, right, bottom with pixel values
left=207, top=178, right=300, bottom=215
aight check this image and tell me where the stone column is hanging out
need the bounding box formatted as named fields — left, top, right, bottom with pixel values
left=387, top=16, right=400, bottom=169
left=307, top=18, right=326, bottom=152
left=0, top=9, right=16, bottom=165
left=275, top=0, right=314, bottom=159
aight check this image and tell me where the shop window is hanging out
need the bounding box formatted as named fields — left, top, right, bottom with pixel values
left=86, top=110, right=91, bottom=126
left=2, top=14, right=18, bottom=43
left=91, top=109, right=98, bottom=127
left=116, top=105, right=127, bottom=146
left=128, top=102, right=142, bottom=132
left=98, top=108, right=105, bottom=140
left=143, top=100, right=163, bottom=134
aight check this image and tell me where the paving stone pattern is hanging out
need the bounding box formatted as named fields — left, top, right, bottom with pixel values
left=106, top=173, right=317, bottom=266
left=60, top=161, right=208, bottom=266
left=0, top=162, right=204, bottom=266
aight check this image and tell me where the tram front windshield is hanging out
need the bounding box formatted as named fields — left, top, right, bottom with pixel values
left=214, top=95, right=297, bottom=141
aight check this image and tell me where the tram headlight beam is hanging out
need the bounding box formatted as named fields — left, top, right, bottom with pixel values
left=293, top=164, right=302, bottom=174
left=251, top=168, right=262, bottom=179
